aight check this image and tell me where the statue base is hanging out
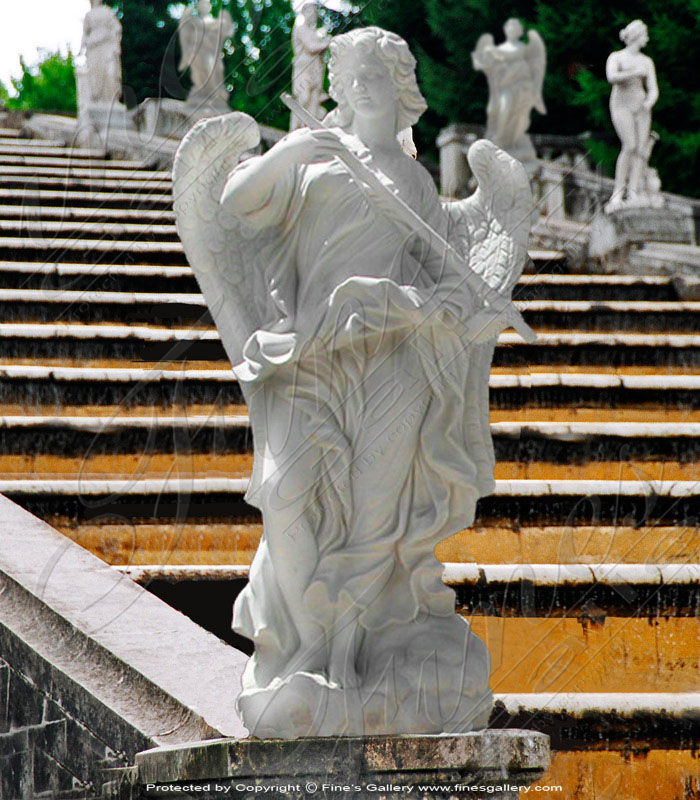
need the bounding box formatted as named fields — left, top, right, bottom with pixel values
left=136, top=730, right=550, bottom=799
left=589, top=204, right=695, bottom=268
left=137, top=97, right=231, bottom=141
left=77, top=101, right=136, bottom=149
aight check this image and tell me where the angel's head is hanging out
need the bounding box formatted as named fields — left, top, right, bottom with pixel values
left=620, top=19, right=648, bottom=48
left=197, top=0, right=212, bottom=16
left=503, top=18, right=524, bottom=43
left=327, top=26, right=427, bottom=133
left=299, top=2, right=318, bottom=24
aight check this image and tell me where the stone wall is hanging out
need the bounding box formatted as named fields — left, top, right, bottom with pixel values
left=0, top=494, right=248, bottom=800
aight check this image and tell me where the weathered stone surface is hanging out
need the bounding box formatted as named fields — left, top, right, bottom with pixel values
left=0, top=494, right=248, bottom=799
left=137, top=730, right=549, bottom=800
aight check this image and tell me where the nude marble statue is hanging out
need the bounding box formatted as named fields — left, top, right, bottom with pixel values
left=80, top=0, right=123, bottom=105
left=178, top=0, right=234, bottom=112
left=605, top=20, right=662, bottom=213
left=173, top=26, right=534, bottom=739
left=290, top=2, right=331, bottom=130
left=471, top=18, right=546, bottom=164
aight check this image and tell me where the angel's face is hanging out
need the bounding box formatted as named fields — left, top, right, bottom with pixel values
left=504, top=19, right=524, bottom=42
left=341, top=50, right=397, bottom=120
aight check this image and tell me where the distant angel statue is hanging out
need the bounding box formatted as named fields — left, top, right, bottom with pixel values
left=290, top=2, right=332, bottom=130
left=178, top=0, right=234, bottom=111
left=605, top=20, right=662, bottom=213
left=472, top=18, right=546, bottom=163
left=173, top=26, right=533, bottom=738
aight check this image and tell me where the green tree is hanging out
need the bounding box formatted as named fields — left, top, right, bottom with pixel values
left=104, top=0, right=180, bottom=106
left=0, top=50, right=77, bottom=114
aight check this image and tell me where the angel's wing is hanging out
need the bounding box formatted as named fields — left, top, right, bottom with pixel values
left=525, top=29, right=547, bottom=115
left=442, top=139, right=533, bottom=495
left=178, top=11, right=201, bottom=71
left=219, top=10, right=235, bottom=40
left=173, top=112, right=271, bottom=368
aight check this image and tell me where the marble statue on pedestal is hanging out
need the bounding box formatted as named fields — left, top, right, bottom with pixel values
left=471, top=18, right=546, bottom=164
left=80, top=0, right=123, bottom=106
left=173, top=26, right=534, bottom=739
left=604, top=20, right=663, bottom=213
left=290, top=2, right=331, bottom=130
left=77, top=0, right=134, bottom=146
left=178, top=0, right=234, bottom=114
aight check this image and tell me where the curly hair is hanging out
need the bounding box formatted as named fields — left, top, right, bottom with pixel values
left=326, top=27, right=427, bottom=132
left=620, top=19, right=648, bottom=46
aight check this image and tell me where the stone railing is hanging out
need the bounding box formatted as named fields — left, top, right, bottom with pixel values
left=0, top=494, right=247, bottom=800
left=437, top=123, right=599, bottom=199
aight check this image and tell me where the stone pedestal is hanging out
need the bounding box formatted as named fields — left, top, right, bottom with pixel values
left=589, top=205, right=695, bottom=269
left=136, top=730, right=549, bottom=800
left=137, top=97, right=231, bottom=141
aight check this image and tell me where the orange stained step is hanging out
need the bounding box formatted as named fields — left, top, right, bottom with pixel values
left=58, top=522, right=700, bottom=568
left=56, top=522, right=263, bottom=565
left=533, top=750, right=700, bottom=800
left=0, top=453, right=254, bottom=480
left=470, top=615, right=700, bottom=693
left=437, top=525, right=700, bottom=565
left=0, top=403, right=248, bottom=417
left=493, top=461, right=700, bottom=482
left=1, top=457, right=697, bottom=483
left=490, top=408, right=700, bottom=422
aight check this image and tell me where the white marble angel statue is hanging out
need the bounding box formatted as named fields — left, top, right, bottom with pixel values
left=173, top=26, right=533, bottom=739
left=472, top=18, right=546, bottom=164
left=290, top=2, right=332, bottom=130
left=80, top=0, right=123, bottom=105
left=604, top=20, right=662, bottom=213
left=178, top=0, right=234, bottom=112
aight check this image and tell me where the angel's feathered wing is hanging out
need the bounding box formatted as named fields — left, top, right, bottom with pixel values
left=173, top=112, right=272, bottom=369
left=442, top=139, right=532, bottom=493
left=177, top=12, right=201, bottom=71
left=525, top=30, right=547, bottom=115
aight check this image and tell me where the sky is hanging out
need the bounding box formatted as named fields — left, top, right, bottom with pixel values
left=0, top=0, right=353, bottom=91
left=0, top=0, right=87, bottom=89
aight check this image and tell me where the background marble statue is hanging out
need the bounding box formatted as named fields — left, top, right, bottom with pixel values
left=173, top=26, right=532, bottom=739
left=290, top=2, right=331, bottom=130
left=471, top=18, right=546, bottom=164
left=79, top=0, right=122, bottom=105
left=605, top=20, right=662, bottom=213
left=178, top=0, right=234, bottom=112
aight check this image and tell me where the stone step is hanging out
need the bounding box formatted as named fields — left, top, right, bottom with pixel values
left=4, top=477, right=700, bottom=527
left=0, top=129, right=22, bottom=138
left=0, top=141, right=105, bottom=156
left=55, top=519, right=700, bottom=567
left=7, top=322, right=700, bottom=367
left=1, top=284, right=697, bottom=332
left=0, top=415, right=697, bottom=476
left=1, top=163, right=170, bottom=180
left=0, top=205, right=175, bottom=223
left=0, top=154, right=164, bottom=170
left=0, top=175, right=171, bottom=193
left=519, top=299, right=700, bottom=332
left=0, top=219, right=179, bottom=241
left=1, top=364, right=699, bottom=410
left=0, top=239, right=187, bottom=266
left=515, top=274, right=676, bottom=302
left=0, top=189, right=172, bottom=209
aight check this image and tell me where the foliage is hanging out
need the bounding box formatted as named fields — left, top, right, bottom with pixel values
left=104, top=0, right=180, bottom=106
left=0, top=50, right=77, bottom=114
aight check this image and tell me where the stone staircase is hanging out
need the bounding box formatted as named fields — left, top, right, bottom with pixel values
left=0, top=123, right=698, bottom=797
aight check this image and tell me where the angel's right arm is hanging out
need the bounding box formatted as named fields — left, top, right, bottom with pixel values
left=220, top=154, right=286, bottom=219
